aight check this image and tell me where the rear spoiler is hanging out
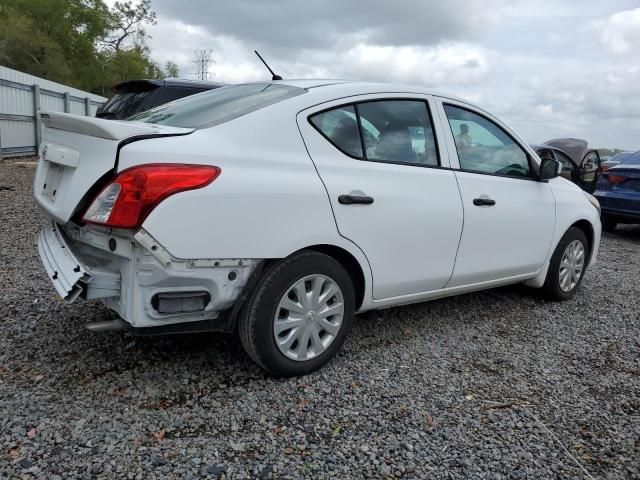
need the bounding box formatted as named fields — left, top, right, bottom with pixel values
left=40, top=112, right=194, bottom=141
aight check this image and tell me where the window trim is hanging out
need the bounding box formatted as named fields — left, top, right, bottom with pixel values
left=308, top=97, right=442, bottom=169
left=443, top=102, right=538, bottom=182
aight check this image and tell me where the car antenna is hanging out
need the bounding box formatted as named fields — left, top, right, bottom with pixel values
left=254, top=50, right=282, bottom=81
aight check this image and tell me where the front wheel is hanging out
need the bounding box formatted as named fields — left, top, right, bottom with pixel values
left=238, top=251, right=355, bottom=376
left=541, top=227, right=589, bottom=301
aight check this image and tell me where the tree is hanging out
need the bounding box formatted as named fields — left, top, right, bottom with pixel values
left=164, top=61, right=179, bottom=78
left=0, top=0, right=110, bottom=91
left=0, top=0, right=167, bottom=94
left=101, top=0, right=156, bottom=52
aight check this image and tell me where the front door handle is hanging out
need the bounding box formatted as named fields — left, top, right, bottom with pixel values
left=338, top=194, right=374, bottom=205
left=473, top=197, right=496, bottom=206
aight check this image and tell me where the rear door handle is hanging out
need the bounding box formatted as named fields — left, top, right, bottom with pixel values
left=473, top=197, right=496, bottom=206
left=338, top=195, right=374, bottom=205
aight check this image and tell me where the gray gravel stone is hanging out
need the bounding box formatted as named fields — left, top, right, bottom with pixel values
left=1, top=159, right=639, bottom=479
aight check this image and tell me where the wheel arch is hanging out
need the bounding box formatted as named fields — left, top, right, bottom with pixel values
left=570, top=219, right=595, bottom=264
left=302, top=244, right=366, bottom=310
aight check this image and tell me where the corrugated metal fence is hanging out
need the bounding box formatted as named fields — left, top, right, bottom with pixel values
left=0, top=66, right=106, bottom=159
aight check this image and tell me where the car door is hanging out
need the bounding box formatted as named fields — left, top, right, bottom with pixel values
left=297, top=96, right=464, bottom=300
left=579, top=151, right=601, bottom=193
left=436, top=99, right=556, bottom=287
left=550, top=149, right=579, bottom=184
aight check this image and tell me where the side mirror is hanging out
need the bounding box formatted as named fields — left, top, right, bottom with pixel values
left=539, top=158, right=561, bottom=181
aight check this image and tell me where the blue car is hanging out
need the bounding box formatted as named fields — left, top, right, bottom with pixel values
left=594, top=150, right=640, bottom=232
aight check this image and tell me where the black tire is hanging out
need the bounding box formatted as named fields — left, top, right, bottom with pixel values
left=541, top=226, right=589, bottom=301
left=601, top=215, right=617, bottom=233
left=238, top=251, right=355, bottom=376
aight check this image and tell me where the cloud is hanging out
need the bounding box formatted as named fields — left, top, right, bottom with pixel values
left=139, top=0, right=640, bottom=149
left=148, top=15, right=494, bottom=86
left=259, top=42, right=495, bottom=86
left=601, top=7, right=640, bottom=54
left=151, top=0, right=507, bottom=51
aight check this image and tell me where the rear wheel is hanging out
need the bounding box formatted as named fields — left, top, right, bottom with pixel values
left=601, top=215, right=617, bottom=233
left=541, top=227, right=589, bottom=301
left=238, top=251, right=355, bottom=376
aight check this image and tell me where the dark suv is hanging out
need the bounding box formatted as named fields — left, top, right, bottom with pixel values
left=96, top=78, right=225, bottom=120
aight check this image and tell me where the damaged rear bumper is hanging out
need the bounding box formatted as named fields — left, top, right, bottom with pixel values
left=37, top=221, right=260, bottom=331
left=37, top=221, right=120, bottom=302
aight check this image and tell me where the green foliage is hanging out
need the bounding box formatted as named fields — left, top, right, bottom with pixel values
left=0, top=0, right=175, bottom=95
left=164, top=61, right=179, bottom=78
left=101, top=0, right=156, bottom=52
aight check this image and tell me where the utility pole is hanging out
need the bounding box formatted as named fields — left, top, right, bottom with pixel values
left=193, top=49, right=214, bottom=80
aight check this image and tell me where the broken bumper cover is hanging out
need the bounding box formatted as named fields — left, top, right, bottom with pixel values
left=38, top=222, right=120, bottom=302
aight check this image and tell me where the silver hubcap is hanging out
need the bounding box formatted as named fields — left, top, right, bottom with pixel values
left=273, top=274, right=344, bottom=362
left=559, top=240, right=585, bottom=292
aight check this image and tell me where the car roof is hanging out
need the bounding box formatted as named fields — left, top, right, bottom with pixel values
left=270, top=79, right=469, bottom=103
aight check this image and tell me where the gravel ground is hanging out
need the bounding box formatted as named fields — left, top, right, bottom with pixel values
left=1, top=159, right=639, bottom=479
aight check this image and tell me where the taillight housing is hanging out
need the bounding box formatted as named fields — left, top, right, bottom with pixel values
left=607, top=174, right=626, bottom=184
left=83, top=164, right=220, bottom=229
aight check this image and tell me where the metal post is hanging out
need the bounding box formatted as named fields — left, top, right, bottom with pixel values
left=33, top=84, right=42, bottom=151
left=0, top=125, right=4, bottom=162
left=85, top=97, right=91, bottom=116
left=63, top=92, right=70, bottom=113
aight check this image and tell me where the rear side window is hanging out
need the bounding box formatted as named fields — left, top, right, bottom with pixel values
left=358, top=101, right=438, bottom=166
left=309, top=106, right=363, bottom=158
left=309, top=99, right=439, bottom=166
left=129, top=83, right=305, bottom=129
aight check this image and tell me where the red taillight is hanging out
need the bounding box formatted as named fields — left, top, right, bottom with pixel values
left=607, top=174, right=626, bottom=184
left=83, top=164, right=221, bottom=229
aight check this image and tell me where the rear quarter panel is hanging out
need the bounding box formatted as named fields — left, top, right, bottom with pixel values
left=117, top=106, right=369, bottom=265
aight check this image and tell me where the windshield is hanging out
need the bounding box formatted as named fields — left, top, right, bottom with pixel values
left=129, top=83, right=306, bottom=128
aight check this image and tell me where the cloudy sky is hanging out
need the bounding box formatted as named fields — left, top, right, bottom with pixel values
left=122, top=0, right=640, bottom=149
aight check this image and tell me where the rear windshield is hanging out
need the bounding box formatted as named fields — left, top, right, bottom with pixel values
left=129, top=83, right=306, bottom=129
left=620, top=151, right=640, bottom=165
left=97, top=91, right=157, bottom=119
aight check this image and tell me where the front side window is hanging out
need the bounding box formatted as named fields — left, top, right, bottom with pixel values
left=583, top=151, right=600, bottom=169
left=309, top=99, right=439, bottom=166
left=444, top=105, right=530, bottom=178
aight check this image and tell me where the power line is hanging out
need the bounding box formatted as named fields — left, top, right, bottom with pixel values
left=193, top=49, right=214, bottom=80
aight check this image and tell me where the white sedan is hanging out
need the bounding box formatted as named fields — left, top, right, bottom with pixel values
left=34, top=80, right=601, bottom=376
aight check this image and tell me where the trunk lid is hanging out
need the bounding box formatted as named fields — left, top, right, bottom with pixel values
left=33, top=112, right=193, bottom=224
